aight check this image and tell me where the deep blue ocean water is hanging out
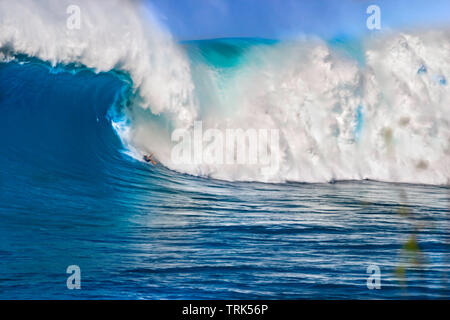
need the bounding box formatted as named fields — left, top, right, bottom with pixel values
left=0, top=42, right=449, bottom=299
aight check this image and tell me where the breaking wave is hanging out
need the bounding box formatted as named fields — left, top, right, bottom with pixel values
left=1, top=0, right=449, bottom=185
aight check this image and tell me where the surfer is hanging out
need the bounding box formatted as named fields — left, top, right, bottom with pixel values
left=143, top=153, right=157, bottom=165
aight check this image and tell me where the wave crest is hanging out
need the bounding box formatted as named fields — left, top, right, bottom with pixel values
left=1, top=1, right=449, bottom=185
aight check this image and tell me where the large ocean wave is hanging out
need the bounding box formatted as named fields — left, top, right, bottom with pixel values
left=1, top=0, right=449, bottom=185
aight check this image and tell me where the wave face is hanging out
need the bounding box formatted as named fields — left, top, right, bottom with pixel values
left=1, top=0, right=449, bottom=186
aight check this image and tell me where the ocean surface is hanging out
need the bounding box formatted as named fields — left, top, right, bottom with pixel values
left=0, top=46, right=448, bottom=299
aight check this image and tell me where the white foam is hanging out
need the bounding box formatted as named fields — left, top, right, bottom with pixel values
left=158, top=32, right=450, bottom=185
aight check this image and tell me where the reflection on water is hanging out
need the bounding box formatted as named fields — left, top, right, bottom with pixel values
left=1, top=161, right=448, bottom=299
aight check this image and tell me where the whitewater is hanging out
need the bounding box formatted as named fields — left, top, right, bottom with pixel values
left=1, top=0, right=449, bottom=185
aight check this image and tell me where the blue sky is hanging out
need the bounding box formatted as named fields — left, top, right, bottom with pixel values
left=146, top=0, right=450, bottom=40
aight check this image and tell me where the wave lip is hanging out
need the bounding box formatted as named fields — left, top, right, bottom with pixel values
left=0, top=0, right=199, bottom=129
